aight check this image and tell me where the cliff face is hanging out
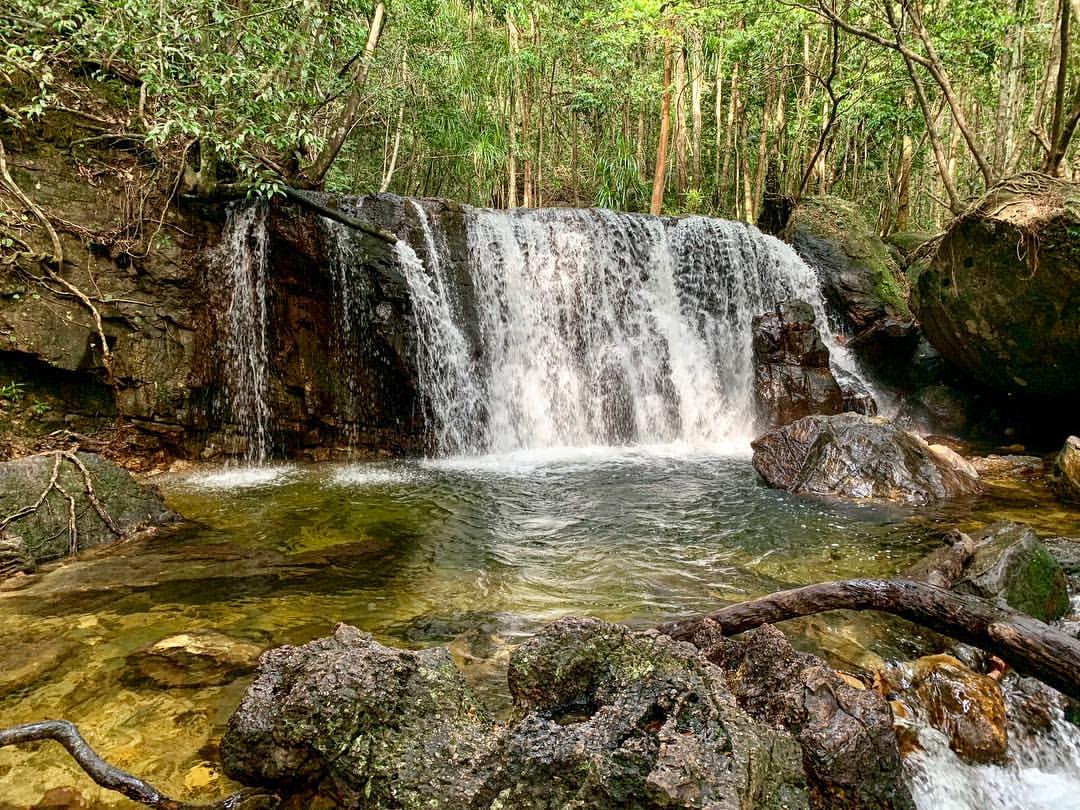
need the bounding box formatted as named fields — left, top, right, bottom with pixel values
left=0, top=113, right=455, bottom=461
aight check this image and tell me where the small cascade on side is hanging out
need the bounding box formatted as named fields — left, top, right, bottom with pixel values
left=214, top=202, right=272, bottom=462
left=399, top=205, right=872, bottom=456
left=397, top=201, right=486, bottom=454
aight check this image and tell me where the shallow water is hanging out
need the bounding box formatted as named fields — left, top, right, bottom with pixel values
left=1, top=449, right=1078, bottom=808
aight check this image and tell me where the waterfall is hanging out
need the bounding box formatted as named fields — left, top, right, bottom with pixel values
left=214, top=203, right=272, bottom=462
left=400, top=204, right=868, bottom=456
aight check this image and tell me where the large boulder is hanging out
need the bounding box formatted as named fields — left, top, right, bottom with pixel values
left=751, top=414, right=981, bottom=505
left=1050, top=435, right=1080, bottom=503
left=951, top=523, right=1070, bottom=623
left=691, top=622, right=913, bottom=810
left=912, top=174, right=1080, bottom=399
left=497, top=617, right=810, bottom=810
left=780, top=196, right=913, bottom=336
left=0, top=451, right=178, bottom=571
left=228, top=619, right=893, bottom=809
left=752, top=301, right=844, bottom=427
left=221, top=623, right=496, bottom=808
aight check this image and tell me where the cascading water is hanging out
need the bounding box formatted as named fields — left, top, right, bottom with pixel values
left=400, top=204, right=868, bottom=456
left=214, top=202, right=272, bottom=462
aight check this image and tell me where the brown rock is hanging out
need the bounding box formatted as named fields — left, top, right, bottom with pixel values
left=126, top=630, right=264, bottom=688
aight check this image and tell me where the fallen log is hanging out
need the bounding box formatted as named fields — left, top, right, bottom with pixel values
left=278, top=186, right=397, bottom=244
left=0, top=720, right=277, bottom=809
left=658, top=578, right=1080, bottom=702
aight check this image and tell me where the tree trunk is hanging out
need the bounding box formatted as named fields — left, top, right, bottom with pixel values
left=650, top=36, right=674, bottom=216
left=995, top=0, right=1027, bottom=174
left=506, top=17, right=519, bottom=208
left=674, top=42, right=688, bottom=196
left=658, top=578, right=1080, bottom=702
left=302, top=2, right=385, bottom=187
left=690, top=31, right=704, bottom=190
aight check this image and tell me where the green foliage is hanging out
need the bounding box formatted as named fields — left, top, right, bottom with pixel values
left=0, top=381, right=25, bottom=402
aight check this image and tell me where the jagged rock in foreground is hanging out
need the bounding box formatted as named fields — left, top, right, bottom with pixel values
left=222, top=618, right=915, bottom=809
left=0, top=451, right=178, bottom=576
left=751, top=414, right=980, bottom=505
left=912, top=173, right=1080, bottom=400
left=690, top=622, right=914, bottom=810
left=751, top=300, right=874, bottom=428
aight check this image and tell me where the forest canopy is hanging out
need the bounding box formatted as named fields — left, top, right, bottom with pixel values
left=2, top=0, right=1078, bottom=231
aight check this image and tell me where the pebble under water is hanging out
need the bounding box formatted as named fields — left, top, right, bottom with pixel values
left=1, top=448, right=1079, bottom=808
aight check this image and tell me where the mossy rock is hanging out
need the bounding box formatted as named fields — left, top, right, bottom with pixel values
left=0, top=451, right=178, bottom=567
left=781, top=195, right=913, bottom=331
left=954, top=522, right=1071, bottom=623
left=913, top=173, right=1080, bottom=399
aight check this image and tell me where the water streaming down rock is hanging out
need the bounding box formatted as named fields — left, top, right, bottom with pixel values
left=214, top=203, right=272, bottom=462
left=401, top=204, right=868, bottom=455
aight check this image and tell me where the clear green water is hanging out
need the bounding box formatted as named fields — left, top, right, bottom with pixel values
left=1, top=447, right=1077, bottom=807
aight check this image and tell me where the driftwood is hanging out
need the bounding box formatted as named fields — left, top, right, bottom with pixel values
left=658, top=578, right=1080, bottom=702
left=0, top=720, right=277, bottom=809
left=278, top=185, right=397, bottom=244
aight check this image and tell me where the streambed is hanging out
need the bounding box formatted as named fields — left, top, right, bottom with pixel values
left=1, top=448, right=1079, bottom=808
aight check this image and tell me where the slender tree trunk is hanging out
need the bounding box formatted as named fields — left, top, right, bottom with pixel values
left=674, top=42, right=689, bottom=195
left=995, top=0, right=1027, bottom=174
left=379, top=49, right=407, bottom=193
left=507, top=17, right=519, bottom=208
left=895, top=89, right=913, bottom=232
left=302, top=2, right=385, bottom=186
left=650, top=37, right=675, bottom=216
left=713, top=45, right=724, bottom=204
left=690, top=31, right=704, bottom=190
left=1044, top=0, right=1078, bottom=174
left=720, top=64, right=739, bottom=212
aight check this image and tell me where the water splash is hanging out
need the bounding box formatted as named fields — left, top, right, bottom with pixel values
left=400, top=205, right=868, bottom=456
left=214, top=203, right=272, bottom=462
left=905, top=699, right=1080, bottom=810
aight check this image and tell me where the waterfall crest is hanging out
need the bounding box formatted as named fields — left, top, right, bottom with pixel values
left=401, top=204, right=866, bottom=456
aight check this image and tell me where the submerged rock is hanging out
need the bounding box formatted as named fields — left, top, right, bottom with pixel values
left=952, top=523, right=1070, bottom=623
left=877, top=655, right=1007, bottom=764
left=126, top=630, right=264, bottom=688
left=751, top=301, right=844, bottom=427
left=0, top=451, right=178, bottom=571
left=912, top=174, right=1080, bottom=399
left=751, top=414, right=980, bottom=505
left=693, top=622, right=913, bottom=810
left=1050, top=436, right=1080, bottom=503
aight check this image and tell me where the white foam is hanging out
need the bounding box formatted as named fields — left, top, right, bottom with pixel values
left=182, top=465, right=296, bottom=490
left=329, top=464, right=419, bottom=487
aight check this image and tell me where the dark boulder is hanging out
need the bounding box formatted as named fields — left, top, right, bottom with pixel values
left=752, top=301, right=845, bottom=427
left=780, top=196, right=913, bottom=336
left=495, top=617, right=810, bottom=809
left=0, top=451, right=178, bottom=572
left=691, top=622, right=914, bottom=810
left=221, top=623, right=496, bottom=808
left=912, top=174, right=1080, bottom=400
left=751, top=414, right=980, bottom=505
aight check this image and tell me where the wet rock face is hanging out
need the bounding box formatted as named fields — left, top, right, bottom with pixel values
left=1050, top=436, right=1080, bottom=504
left=499, top=617, right=809, bottom=810
left=780, top=196, right=912, bottom=335
left=693, top=623, right=914, bottom=810
left=0, top=451, right=178, bottom=571
left=751, top=414, right=981, bottom=505
left=751, top=301, right=844, bottom=428
left=912, top=175, right=1080, bottom=399
left=952, top=523, right=1070, bottom=623
left=877, top=654, right=1007, bottom=764
left=221, top=623, right=495, bottom=808
left=126, top=631, right=264, bottom=688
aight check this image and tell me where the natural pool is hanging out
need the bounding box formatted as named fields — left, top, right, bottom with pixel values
left=1, top=446, right=1079, bottom=808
